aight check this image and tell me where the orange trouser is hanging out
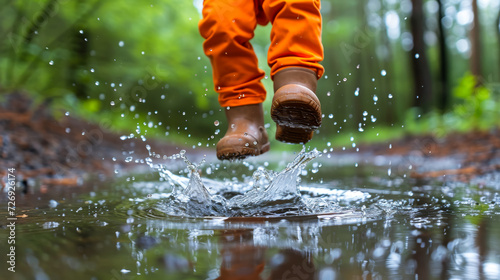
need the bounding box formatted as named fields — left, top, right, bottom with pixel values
left=199, top=0, right=324, bottom=107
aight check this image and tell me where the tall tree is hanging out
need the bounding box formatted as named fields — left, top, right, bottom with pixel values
left=497, top=9, right=500, bottom=79
left=379, top=0, right=395, bottom=124
left=470, top=0, right=482, bottom=80
left=436, top=0, right=450, bottom=111
left=409, top=0, right=433, bottom=112
left=68, top=26, right=89, bottom=99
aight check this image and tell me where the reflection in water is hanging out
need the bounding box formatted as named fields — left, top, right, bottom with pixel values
left=216, top=229, right=315, bottom=280
left=217, top=229, right=266, bottom=280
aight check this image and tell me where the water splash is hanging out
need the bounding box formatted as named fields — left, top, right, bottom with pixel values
left=156, top=147, right=333, bottom=217
left=158, top=150, right=229, bottom=217
left=228, top=147, right=321, bottom=216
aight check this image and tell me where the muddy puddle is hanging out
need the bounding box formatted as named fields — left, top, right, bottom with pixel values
left=1, top=149, right=500, bottom=280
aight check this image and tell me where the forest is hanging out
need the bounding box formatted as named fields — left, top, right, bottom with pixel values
left=1, top=0, right=499, bottom=149
left=2, top=2, right=500, bottom=279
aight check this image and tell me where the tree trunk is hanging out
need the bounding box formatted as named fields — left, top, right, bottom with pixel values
left=436, top=0, right=449, bottom=112
left=379, top=0, right=395, bottom=124
left=352, top=0, right=366, bottom=130
left=68, top=27, right=89, bottom=99
left=497, top=9, right=500, bottom=79
left=470, top=0, right=482, bottom=80
left=410, top=0, right=433, bottom=112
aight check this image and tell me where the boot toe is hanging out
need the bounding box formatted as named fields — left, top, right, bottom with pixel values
left=216, top=133, right=270, bottom=160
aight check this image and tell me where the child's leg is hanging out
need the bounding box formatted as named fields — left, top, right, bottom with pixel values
left=199, top=0, right=267, bottom=107
left=262, top=0, right=324, bottom=143
left=199, top=0, right=270, bottom=160
left=262, top=0, right=324, bottom=80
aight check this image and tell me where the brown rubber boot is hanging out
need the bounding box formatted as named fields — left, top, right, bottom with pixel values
left=271, top=67, right=321, bottom=144
left=216, top=103, right=270, bottom=160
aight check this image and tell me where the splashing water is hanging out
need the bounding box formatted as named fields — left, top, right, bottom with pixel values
left=158, top=151, right=229, bottom=217
left=156, top=147, right=340, bottom=217
left=228, top=148, right=321, bottom=216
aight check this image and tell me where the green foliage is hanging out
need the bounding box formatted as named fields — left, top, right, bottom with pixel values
left=0, top=0, right=218, bottom=137
left=404, top=73, right=500, bottom=136
left=1, top=0, right=499, bottom=148
left=452, top=73, right=497, bottom=130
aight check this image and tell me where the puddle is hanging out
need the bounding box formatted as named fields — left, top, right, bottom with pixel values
left=1, top=150, right=500, bottom=279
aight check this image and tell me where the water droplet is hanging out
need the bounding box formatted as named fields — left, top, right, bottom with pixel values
left=343, top=78, right=347, bottom=82
left=65, top=111, right=70, bottom=116
left=214, top=120, right=219, bottom=126
left=130, top=105, right=135, bottom=112
left=356, top=64, right=360, bottom=69
left=49, top=60, right=54, bottom=65
left=354, top=88, right=359, bottom=96
left=95, top=81, right=100, bottom=86
left=373, top=95, right=378, bottom=102
left=120, top=135, right=128, bottom=140
left=118, top=41, right=125, bottom=47
left=381, top=70, right=387, bottom=76
left=362, top=111, right=368, bottom=116
left=415, top=53, right=420, bottom=59
left=49, top=200, right=58, bottom=208
left=79, top=30, right=84, bottom=34
left=388, top=94, right=393, bottom=99
left=328, top=114, right=333, bottom=119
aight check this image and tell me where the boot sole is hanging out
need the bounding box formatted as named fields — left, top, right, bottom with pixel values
left=271, top=95, right=321, bottom=144
left=217, top=142, right=270, bottom=160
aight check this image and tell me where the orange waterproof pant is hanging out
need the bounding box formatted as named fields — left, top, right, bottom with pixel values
left=199, top=0, right=324, bottom=107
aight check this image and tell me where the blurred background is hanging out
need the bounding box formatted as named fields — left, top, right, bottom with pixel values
left=1, top=0, right=499, bottom=151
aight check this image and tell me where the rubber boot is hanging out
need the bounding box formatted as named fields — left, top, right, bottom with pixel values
left=271, top=67, right=321, bottom=144
left=216, top=103, right=270, bottom=160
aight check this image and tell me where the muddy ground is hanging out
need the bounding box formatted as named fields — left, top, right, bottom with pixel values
left=1, top=93, right=499, bottom=189
left=0, top=93, right=181, bottom=190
